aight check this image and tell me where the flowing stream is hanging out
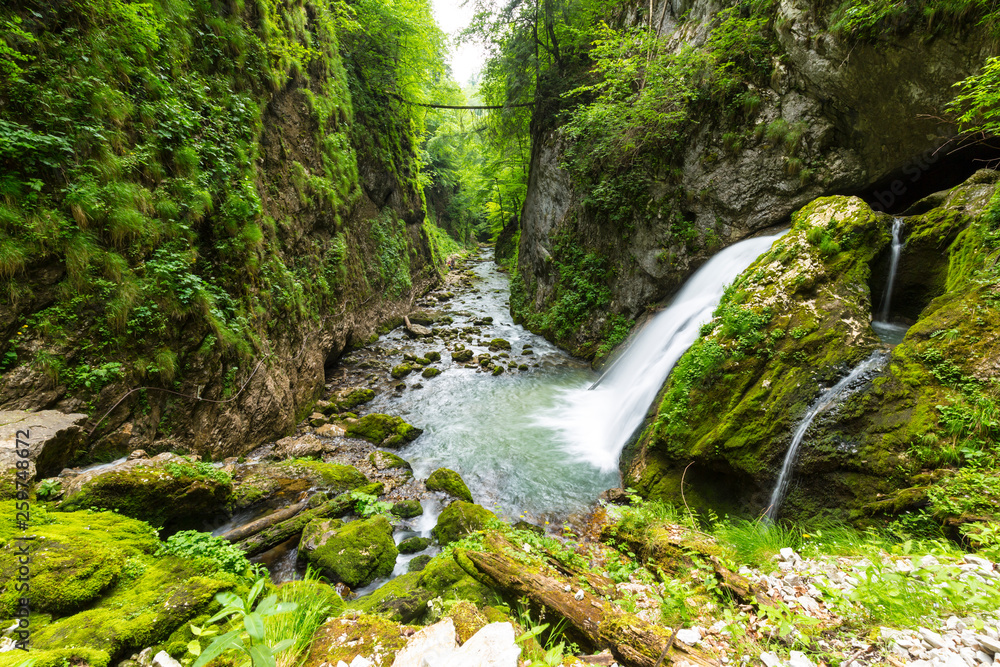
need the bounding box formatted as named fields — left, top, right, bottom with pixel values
left=765, top=351, right=889, bottom=520
left=536, top=230, right=788, bottom=473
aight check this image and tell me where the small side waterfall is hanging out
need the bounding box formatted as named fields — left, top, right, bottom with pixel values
left=878, top=217, right=905, bottom=322
left=538, top=230, right=787, bottom=472
left=765, top=351, right=889, bottom=520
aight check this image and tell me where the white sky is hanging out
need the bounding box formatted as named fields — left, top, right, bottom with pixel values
left=431, top=0, right=487, bottom=87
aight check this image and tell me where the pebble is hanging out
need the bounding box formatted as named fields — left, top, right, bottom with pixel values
left=788, top=651, right=814, bottom=667
left=676, top=628, right=702, bottom=645
left=979, top=635, right=1000, bottom=655
left=760, top=651, right=782, bottom=667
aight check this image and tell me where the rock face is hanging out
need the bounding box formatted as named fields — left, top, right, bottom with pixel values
left=626, top=172, right=1000, bottom=519
left=514, top=0, right=998, bottom=356
left=0, top=410, right=88, bottom=482
left=300, top=515, right=398, bottom=587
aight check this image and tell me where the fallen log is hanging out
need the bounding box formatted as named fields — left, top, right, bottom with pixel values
left=220, top=497, right=309, bottom=543
left=455, top=539, right=717, bottom=667
left=236, top=482, right=382, bottom=556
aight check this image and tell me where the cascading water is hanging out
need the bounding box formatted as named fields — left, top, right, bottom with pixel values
left=873, top=218, right=908, bottom=345
left=538, top=230, right=788, bottom=472
left=765, top=350, right=889, bottom=520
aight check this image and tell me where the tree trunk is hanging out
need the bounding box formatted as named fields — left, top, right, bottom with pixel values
left=220, top=497, right=309, bottom=543
left=236, top=493, right=356, bottom=556
left=455, top=543, right=718, bottom=667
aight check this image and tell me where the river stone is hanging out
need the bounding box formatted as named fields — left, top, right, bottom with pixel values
left=336, top=388, right=376, bottom=411
left=346, top=414, right=422, bottom=448
left=398, top=536, right=431, bottom=554
left=391, top=618, right=457, bottom=667
left=487, top=338, right=511, bottom=351
left=421, top=367, right=441, bottom=379
left=439, top=622, right=520, bottom=667
left=0, top=410, right=89, bottom=483
left=391, top=363, right=414, bottom=379
left=405, top=323, right=433, bottom=338
left=370, top=450, right=413, bottom=473
left=676, top=628, right=701, bottom=645
left=391, top=500, right=423, bottom=519
left=300, top=516, right=397, bottom=588
left=425, top=351, right=442, bottom=362
left=408, top=555, right=432, bottom=572
left=425, top=468, right=473, bottom=503
left=432, top=501, right=496, bottom=545
left=979, top=635, right=1000, bottom=655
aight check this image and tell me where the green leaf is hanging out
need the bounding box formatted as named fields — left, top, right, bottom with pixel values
left=187, top=640, right=202, bottom=657
left=244, top=612, right=265, bottom=642
left=271, top=639, right=295, bottom=653
left=192, top=629, right=241, bottom=667
left=248, top=645, right=276, bottom=667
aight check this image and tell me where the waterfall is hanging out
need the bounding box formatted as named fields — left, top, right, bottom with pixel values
left=878, top=217, right=904, bottom=322
left=537, top=230, right=787, bottom=473
left=765, top=351, right=889, bottom=520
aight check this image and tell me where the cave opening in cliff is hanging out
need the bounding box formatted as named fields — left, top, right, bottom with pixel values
left=857, top=140, right=1000, bottom=214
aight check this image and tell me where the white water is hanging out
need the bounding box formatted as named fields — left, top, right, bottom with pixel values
left=878, top=218, right=904, bottom=322
left=765, top=350, right=889, bottom=520
left=537, top=230, right=787, bottom=472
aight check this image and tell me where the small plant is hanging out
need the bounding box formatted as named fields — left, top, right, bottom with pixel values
left=157, top=530, right=259, bottom=578
left=350, top=489, right=393, bottom=517
left=35, top=478, right=62, bottom=500
left=190, top=578, right=297, bottom=667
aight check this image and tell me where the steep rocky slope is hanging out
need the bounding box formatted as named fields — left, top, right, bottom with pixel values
left=0, top=0, right=442, bottom=461
left=513, top=0, right=999, bottom=358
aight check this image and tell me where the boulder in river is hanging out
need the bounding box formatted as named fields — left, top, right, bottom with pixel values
left=391, top=499, right=423, bottom=518
left=487, top=338, right=511, bottom=351
left=398, top=536, right=432, bottom=553
left=451, top=349, right=473, bottom=363
left=391, top=363, right=414, bottom=379
left=425, top=468, right=473, bottom=503
left=432, top=501, right=495, bottom=545
left=425, top=351, right=442, bottom=362
left=370, top=450, right=413, bottom=474
left=300, top=515, right=397, bottom=587
left=336, top=387, right=377, bottom=411
left=346, top=414, right=422, bottom=448
left=421, top=367, right=441, bottom=379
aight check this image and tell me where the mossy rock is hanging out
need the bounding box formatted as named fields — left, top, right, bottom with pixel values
left=425, top=351, right=442, bottom=362
left=60, top=464, right=231, bottom=531
left=277, top=460, right=368, bottom=493
left=408, top=554, right=432, bottom=572
left=345, top=414, right=422, bottom=448
left=31, top=557, right=233, bottom=661
left=451, top=349, right=473, bottom=363
left=432, top=501, right=495, bottom=545
left=304, top=614, right=412, bottom=667
left=414, top=357, right=430, bottom=366
left=337, top=388, right=376, bottom=411
left=446, top=600, right=489, bottom=643
left=0, top=648, right=110, bottom=667
left=488, top=338, right=511, bottom=351
left=492, top=365, right=505, bottom=376
left=0, top=503, right=160, bottom=617
left=398, top=536, right=431, bottom=553
left=421, top=367, right=441, bottom=379
left=229, top=472, right=282, bottom=510
left=300, top=516, right=397, bottom=587
left=369, top=450, right=413, bottom=474
left=425, top=468, right=473, bottom=503
left=391, top=499, right=423, bottom=518
left=391, top=364, right=413, bottom=379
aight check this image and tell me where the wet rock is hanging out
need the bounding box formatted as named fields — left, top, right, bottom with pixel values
left=127, top=450, right=148, bottom=461
left=315, top=423, right=347, bottom=438
left=491, top=366, right=504, bottom=376
left=408, top=555, right=432, bottom=572
left=272, top=434, right=328, bottom=460
left=398, top=536, right=432, bottom=554
left=370, top=450, right=413, bottom=474
left=391, top=363, right=414, bottom=379
left=405, top=323, right=433, bottom=338
left=391, top=500, right=423, bottom=519
left=433, top=501, right=496, bottom=545
left=413, top=357, right=430, bottom=366
left=421, top=367, right=441, bottom=379
left=487, top=338, right=511, bottom=352
left=425, top=351, right=442, bottom=362
left=336, top=388, right=376, bottom=411
left=309, top=413, right=329, bottom=427
left=346, top=414, right=422, bottom=448
left=300, top=516, right=397, bottom=587
left=425, top=468, right=473, bottom=503
left=451, top=349, right=473, bottom=363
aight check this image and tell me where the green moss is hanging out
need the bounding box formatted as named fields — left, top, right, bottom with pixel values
left=370, top=450, right=413, bottom=473
left=391, top=499, right=423, bottom=518
left=338, top=388, right=376, bottom=410
left=487, top=338, right=511, bottom=351
left=391, top=363, right=414, bottom=379
left=421, top=366, right=441, bottom=378
left=0, top=503, right=159, bottom=617
left=425, top=468, right=473, bottom=503
left=31, top=557, right=233, bottom=660
left=277, top=460, right=368, bottom=493
left=60, top=464, right=231, bottom=530
left=300, top=516, right=397, bottom=587
left=398, top=536, right=431, bottom=553
left=304, top=614, right=411, bottom=667
left=0, top=648, right=110, bottom=667
left=432, top=501, right=495, bottom=545
left=451, top=349, right=473, bottom=362
left=345, top=414, right=423, bottom=448
left=425, top=351, right=442, bottom=362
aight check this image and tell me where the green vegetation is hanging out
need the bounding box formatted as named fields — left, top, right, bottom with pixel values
left=156, top=530, right=258, bottom=579
left=345, top=413, right=423, bottom=447
left=425, top=467, right=474, bottom=503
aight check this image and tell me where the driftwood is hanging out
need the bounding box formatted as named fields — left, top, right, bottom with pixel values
left=220, top=497, right=310, bottom=543
left=455, top=539, right=717, bottom=667
left=236, top=492, right=356, bottom=556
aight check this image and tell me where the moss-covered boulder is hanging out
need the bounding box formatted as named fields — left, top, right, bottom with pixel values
left=276, top=459, right=368, bottom=493
left=0, top=648, right=110, bottom=667
left=398, top=536, right=431, bottom=553
left=31, top=557, right=233, bottom=660
left=370, top=450, right=413, bottom=474
left=408, top=554, right=432, bottom=572
left=304, top=613, right=412, bottom=667
left=432, top=501, right=495, bottom=545
left=300, top=516, right=398, bottom=587
left=425, top=468, right=473, bottom=503
left=336, top=388, right=376, bottom=411
left=60, top=458, right=231, bottom=530
left=345, top=414, right=422, bottom=448
left=391, top=499, right=423, bottom=518
left=451, top=349, right=473, bottom=363
left=425, top=350, right=442, bottom=362
left=488, top=338, right=511, bottom=351
left=421, top=366, right=441, bottom=378
left=0, top=503, right=159, bottom=617
left=391, top=363, right=413, bottom=379
left=627, top=174, right=1000, bottom=520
